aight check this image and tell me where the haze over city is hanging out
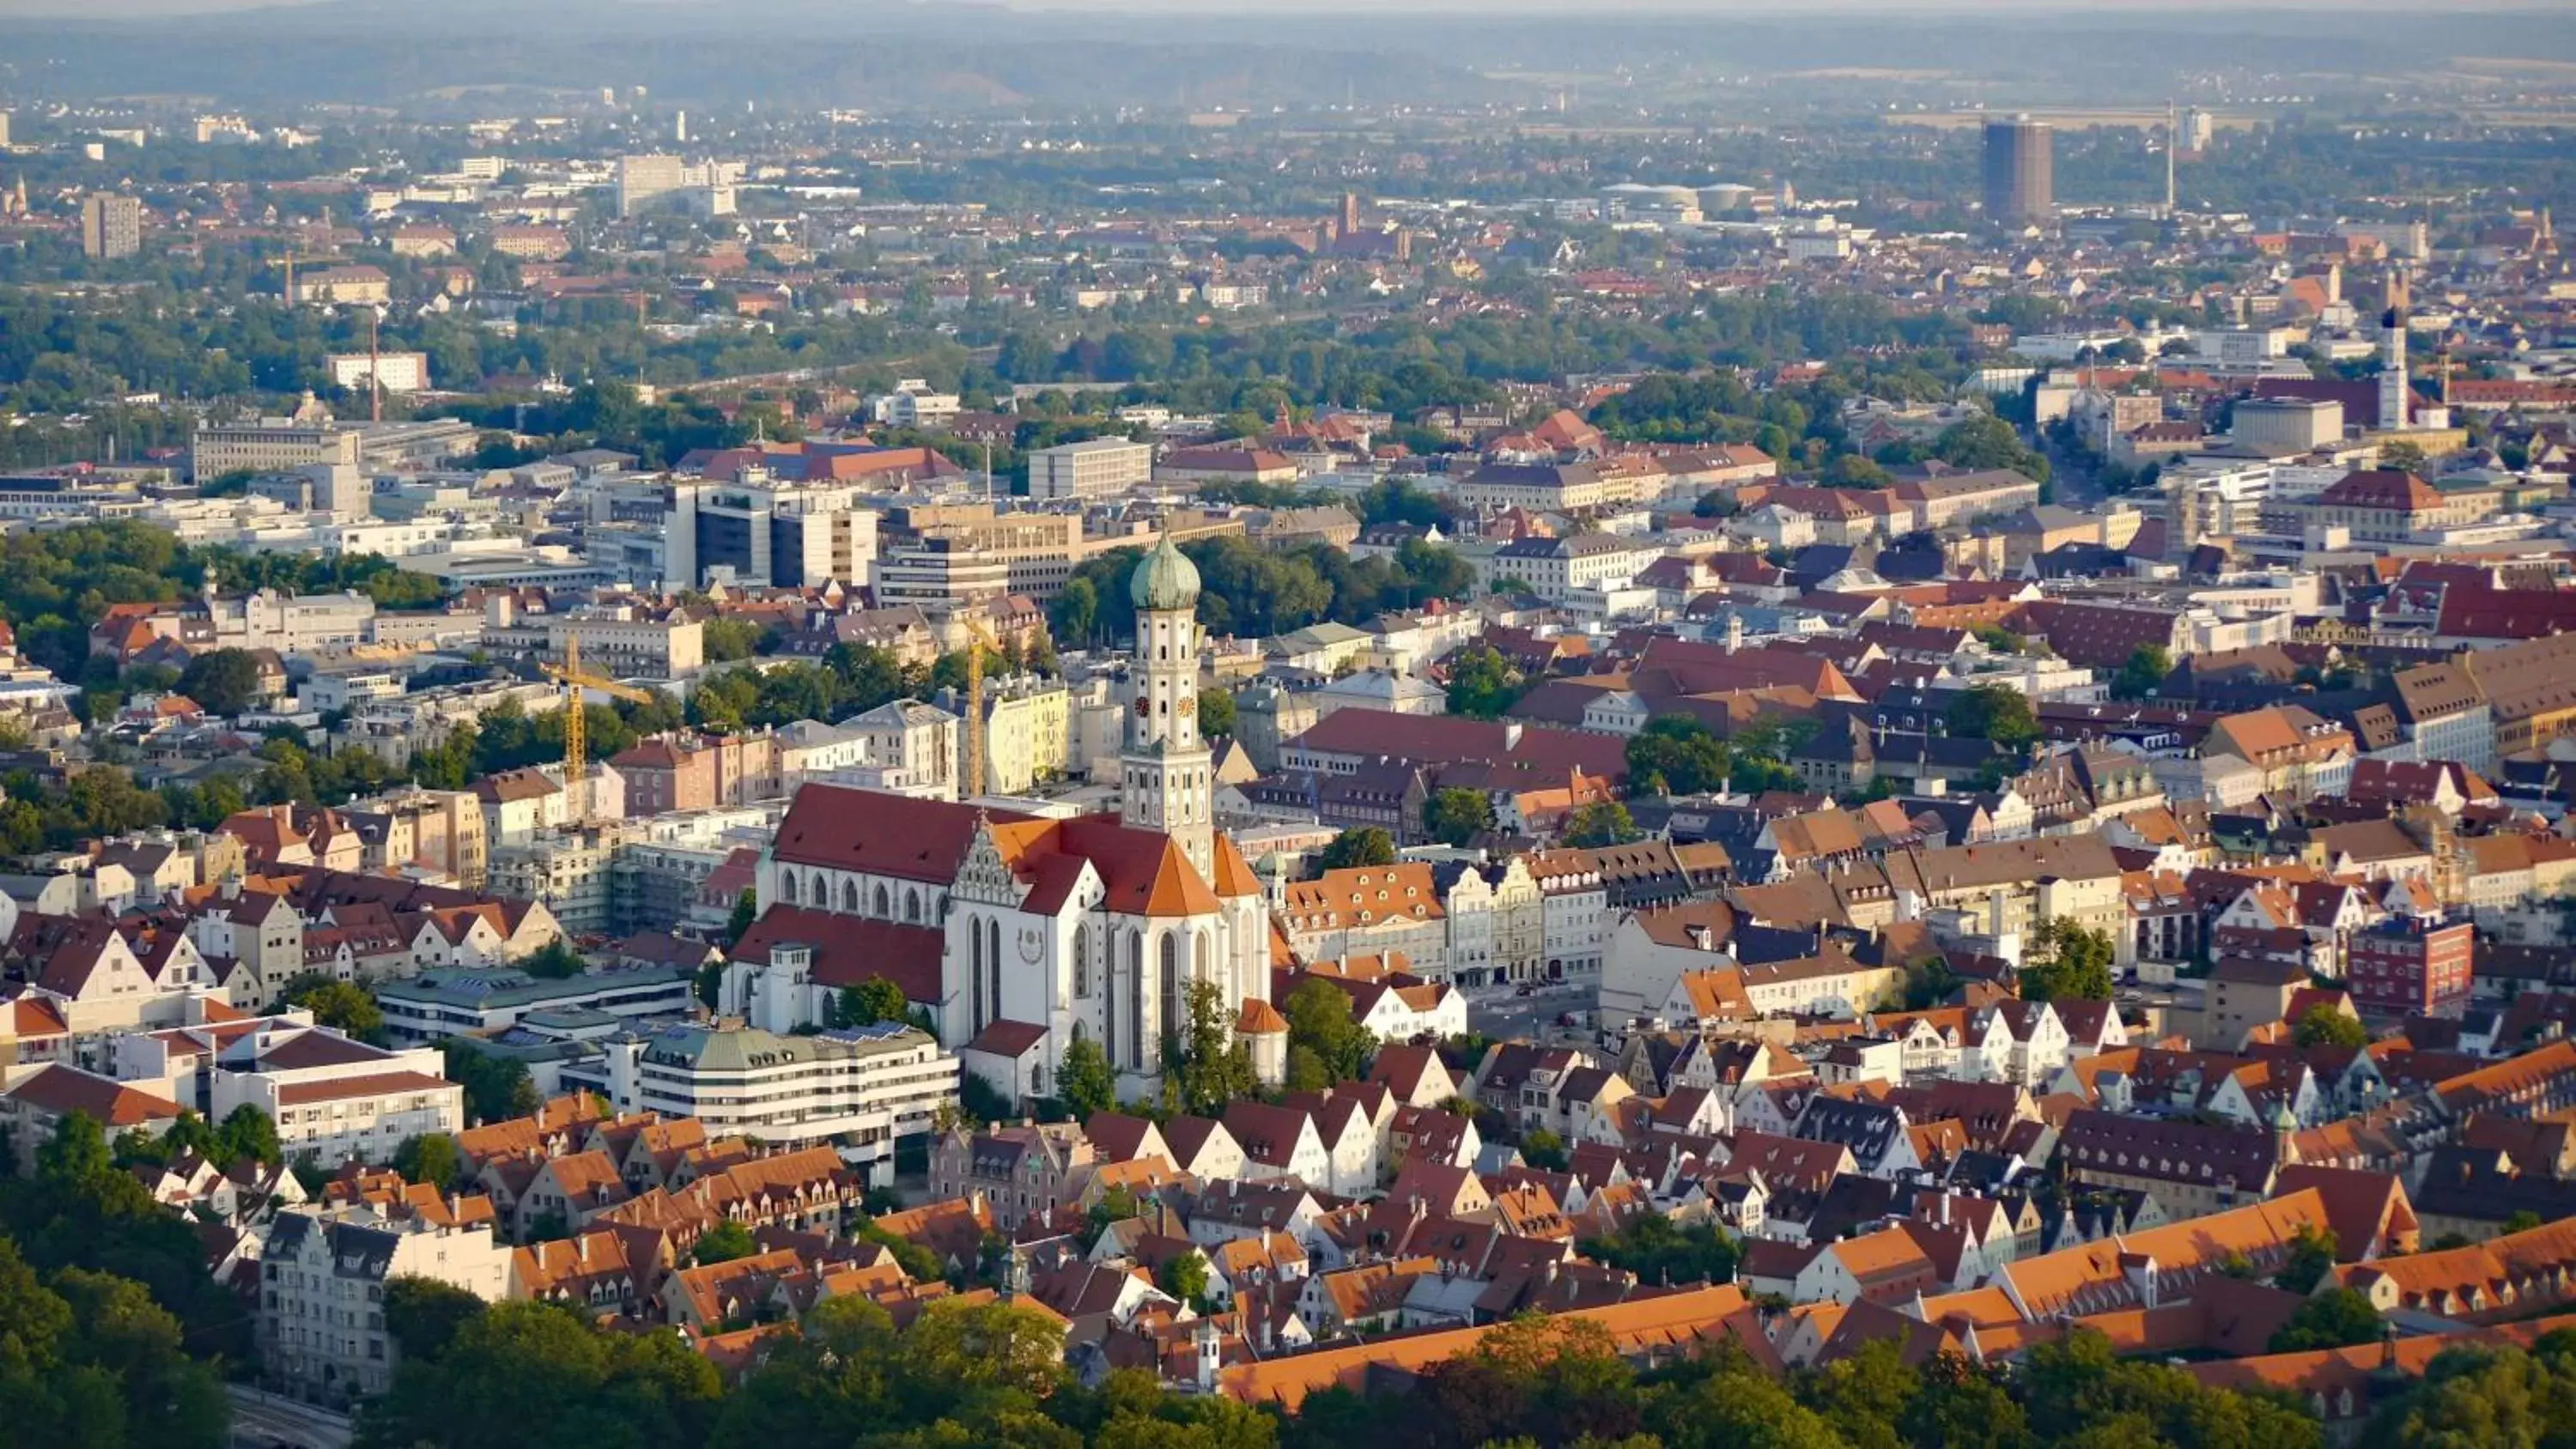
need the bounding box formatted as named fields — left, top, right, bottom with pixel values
left=0, top=6, right=2573, bottom=1449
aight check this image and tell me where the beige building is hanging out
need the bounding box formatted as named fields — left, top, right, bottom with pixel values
left=972, top=674, right=1073, bottom=794
left=1439, top=857, right=1545, bottom=986
left=892, top=504, right=1088, bottom=601
left=1881, top=835, right=2128, bottom=947
left=81, top=193, right=143, bottom=259
left=290, top=266, right=392, bottom=306
left=1281, top=864, right=1449, bottom=974
left=191, top=418, right=364, bottom=478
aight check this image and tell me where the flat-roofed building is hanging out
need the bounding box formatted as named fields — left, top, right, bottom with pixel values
left=1029, top=438, right=1154, bottom=501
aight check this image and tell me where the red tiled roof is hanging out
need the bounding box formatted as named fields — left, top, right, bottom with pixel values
left=4, top=1064, right=185, bottom=1125
left=732, top=906, right=945, bottom=1006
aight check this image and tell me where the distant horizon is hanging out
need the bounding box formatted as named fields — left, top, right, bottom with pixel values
left=1, top=0, right=2565, bottom=19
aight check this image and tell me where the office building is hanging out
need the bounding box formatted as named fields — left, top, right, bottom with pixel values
left=875, top=537, right=1012, bottom=607
left=1028, top=438, right=1155, bottom=502
left=376, top=965, right=699, bottom=1044
left=680, top=474, right=880, bottom=589
left=190, top=415, right=474, bottom=482
left=1982, top=117, right=2054, bottom=226
left=598, top=1019, right=959, bottom=1172
left=887, top=503, right=1087, bottom=599
left=80, top=193, right=143, bottom=259
left=616, top=153, right=688, bottom=216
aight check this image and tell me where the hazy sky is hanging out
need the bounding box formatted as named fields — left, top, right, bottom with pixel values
left=0, top=0, right=2532, bottom=16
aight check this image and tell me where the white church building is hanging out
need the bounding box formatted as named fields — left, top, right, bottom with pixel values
left=720, top=535, right=1282, bottom=1101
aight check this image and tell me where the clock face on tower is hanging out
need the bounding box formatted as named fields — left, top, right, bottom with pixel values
left=1177, top=694, right=1196, bottom=717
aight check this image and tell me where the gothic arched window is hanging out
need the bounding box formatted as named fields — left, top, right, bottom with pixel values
left=1158, top=932, right=1182, bottom=1060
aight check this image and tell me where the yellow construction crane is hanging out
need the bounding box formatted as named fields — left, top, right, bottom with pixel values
left=268, top=253, right=340, bottom=305
left=958, top=615, right=1006, bottom=800
left=542, top=633, right=658, bottom=822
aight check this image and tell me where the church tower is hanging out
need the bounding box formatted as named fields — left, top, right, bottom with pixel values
left=1123, top=534, right=1216, bottom=881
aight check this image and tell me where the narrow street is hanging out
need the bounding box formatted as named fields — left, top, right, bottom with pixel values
left=228, top=1385, right=354, bottom=1449
left=1465, top=979, right=1597, bottom=1048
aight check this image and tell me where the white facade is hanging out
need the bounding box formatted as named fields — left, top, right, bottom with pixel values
left=601, top=1018, right=957, bottom=1174
left=260, top=1206, right=511, bottom=1399
left=1028, top=438, right=1154, bottom=501
left=327, top=352, right=429, bottom=394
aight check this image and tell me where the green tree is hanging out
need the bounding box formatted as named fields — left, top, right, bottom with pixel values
left=175, top=647, right=264, bottom=715
left=2020, top=919, right=2117, bottom=1003
left=2110, top=645, right=2172, bottom=701
left=700, top=616, right=767, bottom=663
left=1050, top=575, right=1102, bottom=646
left=215, top=1103, right=282, bottom=1168
left=726, top=888, right=758, bottom=944
left=1283, top=977, right=1377, bottom=1082
left=1196, top=687, right=1236, bottom=738
left=1578, top=1212, right=1738, bottom=1287
left=1823, top=452, right=1894, bottom=488
left=1319, top=827, right=1397, bottom=870
left=2275, top=1224, right=2339, bottom=1295
left=1627, top=714, right=1730, bottom=796
left=1946, top=682, right=2038, bottom=753
left=1445, top=644, right=1527, bottom=720
left=838, top=976, right=913, bottom=1028
left=517, top=938, right=586, bottom=979
left=1058, top=1035, right=1117, bottom=1121
left=2266, top=1287, right=2382, bottom=1353
left=36, top=1110, right=112, bottom=1186
left=0, top=1252, right=229, bottom=1449
left=384, top=1276, right=488, bottom=1364
left=1157, top=1249, right=1209, bottom=1308
left=1164, top=979, right=1259, bottom=1116
left=355, top=1299, right=722, bottom=1449
left=2294, top=1005, right=2369, bottom=1049
left=392, top=1132, right=462, bottom=1190
left=1423, top=786, right=1496, bottom=846
left=276, top=973, right=386, bottom=1043
left=1520, top=1128, right=1570, bottom=1171
left=692, top=1220, right=758, bottom=1266
left=1564, top=801, right=1640, bottom=847
left=441, top=1040, right=542, bottom=1125
left=1932, top=413, right=2050, bottom=482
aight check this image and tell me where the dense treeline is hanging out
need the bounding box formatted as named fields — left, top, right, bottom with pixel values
left=1049, top=533, right=1477, bottom=647
left=343, top=1267, right=2576, bottom=1449
left=0, top=521, right=442, bottom=683
left=0, top=1113, right=242, bottom=1448
left=995, top=294, right=1971, bottom=420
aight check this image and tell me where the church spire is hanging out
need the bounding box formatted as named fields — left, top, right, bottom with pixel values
left=1122, top=536, right=1215, bottom=882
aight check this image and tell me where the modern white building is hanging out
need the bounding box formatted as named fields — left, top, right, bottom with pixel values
left=375, top=965, right=699, bottom=1044
left=326, top=352, right=430, bottom=395
left=1027, top=438, right=1154, bottom=501
left=195, top=1024, right=464, bottom=1167
left=861, top=379, right=961, bottom=429
left=598, top=1019, right=958, bottom=1175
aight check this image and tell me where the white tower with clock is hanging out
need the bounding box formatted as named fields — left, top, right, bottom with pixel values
left=1122, top=533, right=1217, bottom=882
